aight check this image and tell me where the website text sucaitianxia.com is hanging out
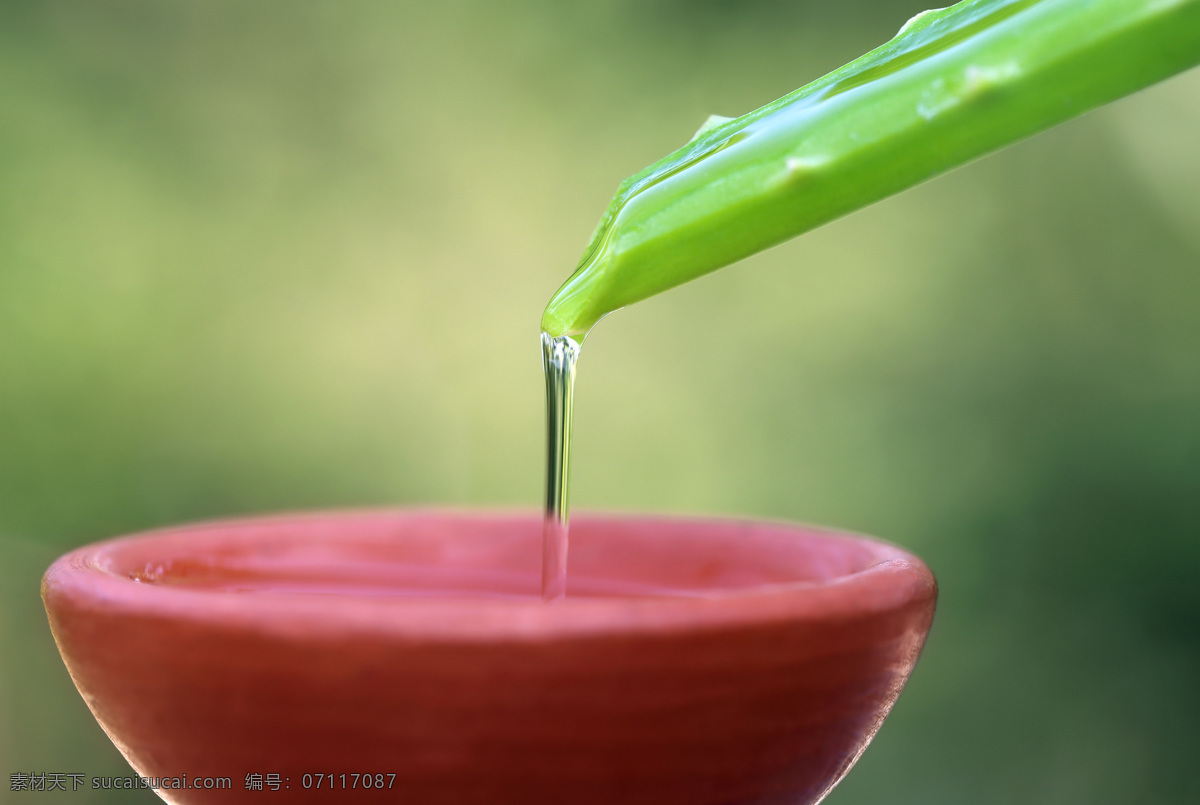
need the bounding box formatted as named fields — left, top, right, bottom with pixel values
left=10, top=773, right=231, bottom=792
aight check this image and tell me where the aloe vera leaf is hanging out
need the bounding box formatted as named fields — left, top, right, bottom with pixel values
left=541, top=0, right=1200, bottom=338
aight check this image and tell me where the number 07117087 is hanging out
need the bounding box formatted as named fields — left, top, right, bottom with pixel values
left=300, top=772, right=396, bottom=789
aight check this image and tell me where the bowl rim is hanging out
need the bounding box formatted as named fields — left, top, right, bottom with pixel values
left=42, top=508, right=937, bottom=643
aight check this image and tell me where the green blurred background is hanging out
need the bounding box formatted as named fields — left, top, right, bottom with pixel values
left=2, top=0, right=1198, bottom=802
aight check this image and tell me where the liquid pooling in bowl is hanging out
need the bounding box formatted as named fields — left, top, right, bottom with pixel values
left=112, top=514, right=881, bottom=603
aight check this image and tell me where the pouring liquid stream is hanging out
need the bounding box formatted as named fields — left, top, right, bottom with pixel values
left=541, top=332, right=580, bottom=601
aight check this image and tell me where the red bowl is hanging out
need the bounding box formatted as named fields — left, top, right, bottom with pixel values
left=42, top=510, right=936, bottom=804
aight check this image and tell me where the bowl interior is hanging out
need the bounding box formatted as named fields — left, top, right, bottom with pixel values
left=95, top=511, right=887, bottom=601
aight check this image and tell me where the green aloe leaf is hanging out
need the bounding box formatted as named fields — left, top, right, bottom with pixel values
left=541, top=0, right=1200, bottom=338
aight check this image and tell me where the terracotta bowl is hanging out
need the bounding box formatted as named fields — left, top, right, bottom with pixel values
left=42, top=510, right=936, bottom=805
